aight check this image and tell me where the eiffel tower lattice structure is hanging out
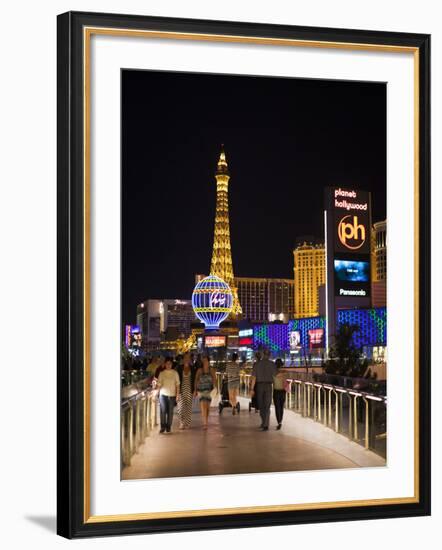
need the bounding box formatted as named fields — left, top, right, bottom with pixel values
left=209, top=146, right=242, bottom=317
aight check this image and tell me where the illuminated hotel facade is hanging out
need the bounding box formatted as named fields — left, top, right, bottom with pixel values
left=371, top=220, right=387, bottom=308
left=293, top=242, right=326, bottom=319
left=195, top=274, right=294, bottom=323
left=236, top=277, right=294, bottom=323
left=373, top=220, right=387, bottom=281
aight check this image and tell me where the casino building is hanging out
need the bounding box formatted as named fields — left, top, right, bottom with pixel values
left=293, top=242, right=325, bottom=319
left=373, top=220, right=387, bottom=281
left=371, top=220, right=387, bottom=308
left=237, top=306, right=386, bottom=366
left=136, top=299, right=195, bottom=350
left=234, top=276, right=295, bottom=323
left=195, top=275, right=294, bottom=324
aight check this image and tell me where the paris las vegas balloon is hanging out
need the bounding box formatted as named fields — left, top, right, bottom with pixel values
left=191, top=274, right=233, bottom=329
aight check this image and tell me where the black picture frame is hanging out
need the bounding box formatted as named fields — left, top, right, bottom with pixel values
left=57, top=10, right=431, bottom=539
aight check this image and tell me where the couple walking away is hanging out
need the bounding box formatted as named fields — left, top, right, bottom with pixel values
left=250, top=350, right=287, bottom=431
left=156, top=353, right=216, bottom=433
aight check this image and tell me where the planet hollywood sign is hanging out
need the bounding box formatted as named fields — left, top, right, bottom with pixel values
left=333, top=188, right=370, bottom=255
left=334, top=187, right=368, bottom=211
left=325, top=186, right=372, bottom=347
left=338, top=215, right=366, bottom=250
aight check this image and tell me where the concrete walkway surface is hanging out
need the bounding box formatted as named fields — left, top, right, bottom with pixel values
left=122, top=396, right=385, bottom=480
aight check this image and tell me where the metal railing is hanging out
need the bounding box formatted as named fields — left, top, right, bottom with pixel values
left=147, top=371, right=386, bottom=459
left=121, top=369, right=152, bottom=387
left=238, top=373, right=386, bottom=458
left=121, top=383, right=158, bottom=467
left=216, top=371, right=253, bottom=394
left=280, top=370, right=386, bottom=396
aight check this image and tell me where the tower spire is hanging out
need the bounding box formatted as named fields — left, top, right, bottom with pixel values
left=216, top=144, right=229, bottom=175
left=210, top=146, right=242, bottom=317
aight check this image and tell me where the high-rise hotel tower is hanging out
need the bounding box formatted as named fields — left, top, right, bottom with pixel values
left=293, top=241, right=326, bottom=318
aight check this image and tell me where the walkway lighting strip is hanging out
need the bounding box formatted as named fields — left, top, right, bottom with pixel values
left=364, top=394, right=385, bottom=402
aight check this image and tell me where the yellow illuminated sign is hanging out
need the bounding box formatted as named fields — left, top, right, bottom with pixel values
left=338, top=215, right=366, bottom=250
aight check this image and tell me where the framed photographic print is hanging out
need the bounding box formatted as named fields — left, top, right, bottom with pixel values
left=57, top=11, right=431, bottom=538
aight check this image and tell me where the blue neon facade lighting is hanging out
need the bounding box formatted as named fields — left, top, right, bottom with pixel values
left=191, top=274, right=233, bottom=330
left=288, top=317, right=326, bottom=348
left=337, top=307, right=386, bottom=347
left=253, top=324, right=288, bottom=354
left=249, top=307, right=386, bottom=352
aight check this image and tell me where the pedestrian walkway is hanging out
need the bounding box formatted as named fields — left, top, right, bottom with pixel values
left=122, top=396, right=385, bottom=480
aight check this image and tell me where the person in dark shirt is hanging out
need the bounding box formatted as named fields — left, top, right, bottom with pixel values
left=250, top=348, right=277, bottom=431
left=273, top=358, right=287, bottom=430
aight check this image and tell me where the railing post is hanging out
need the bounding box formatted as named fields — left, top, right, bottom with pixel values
left=317, top=386, right=321, bottom=422
left=121, top=406, right=128, bottom=466
left=328, top=388, right=332, bottom=427
left=362, top=396, right=369, bottom=449
left=140, top=394, right=146, bottom=441
left=135, top=398, right=141, bottom=450
left=348, top=393, right=353, bottom=440
left=312, top=384, right=316, bottom=419
left=307, top=383, right=311, bottom=417
left=332, top=389, right=339, bottom=432
left=303, top=382, right=307, bottom=417
left=147, top=394, right=152, bottom=431
left=147, top=393, right=151, bottom=429
left=353, top=394, right=359, bottom=441
left=153, top=392, right=158, bottom=428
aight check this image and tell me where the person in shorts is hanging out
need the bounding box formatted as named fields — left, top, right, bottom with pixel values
left=194, top=355, right=216, bottom=429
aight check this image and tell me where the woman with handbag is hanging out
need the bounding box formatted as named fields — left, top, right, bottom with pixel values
left=194, top=355, right=216, bottom=430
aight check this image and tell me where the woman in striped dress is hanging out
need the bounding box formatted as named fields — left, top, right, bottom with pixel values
left=177, top=352, right=195, bottom=429
left=226, top=352, right=240, bottom=415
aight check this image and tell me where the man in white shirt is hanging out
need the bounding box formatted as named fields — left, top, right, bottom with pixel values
left=157, top=357, right=180, bottom=433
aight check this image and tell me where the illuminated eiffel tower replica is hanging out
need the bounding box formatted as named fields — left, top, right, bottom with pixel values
left=210, top=146, right=242, bottom=319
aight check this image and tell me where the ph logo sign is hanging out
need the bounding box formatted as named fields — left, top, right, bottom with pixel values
left=338, top=215, right=366, bottom=250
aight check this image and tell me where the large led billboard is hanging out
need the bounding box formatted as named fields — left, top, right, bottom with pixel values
left=334, top=259, right=369, bottom=282
left=334, top=258, right=370, bottom=297
left=125, top=324, right=142, bottom=347
left=308, top=328, right=324, bottom=349
left=204, top=335, right=226, bottom=348
left=289, top=330, right=301, bottom=350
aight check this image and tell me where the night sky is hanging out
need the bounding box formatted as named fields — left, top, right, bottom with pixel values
left=122, top=70, right=386, bottom=326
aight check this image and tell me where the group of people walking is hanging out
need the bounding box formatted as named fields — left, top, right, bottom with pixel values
left=155, top=352, right=216, bottom=433
left=250, top=350, right=287, bottom=430
left=153, top=349, right=288, bottom=434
